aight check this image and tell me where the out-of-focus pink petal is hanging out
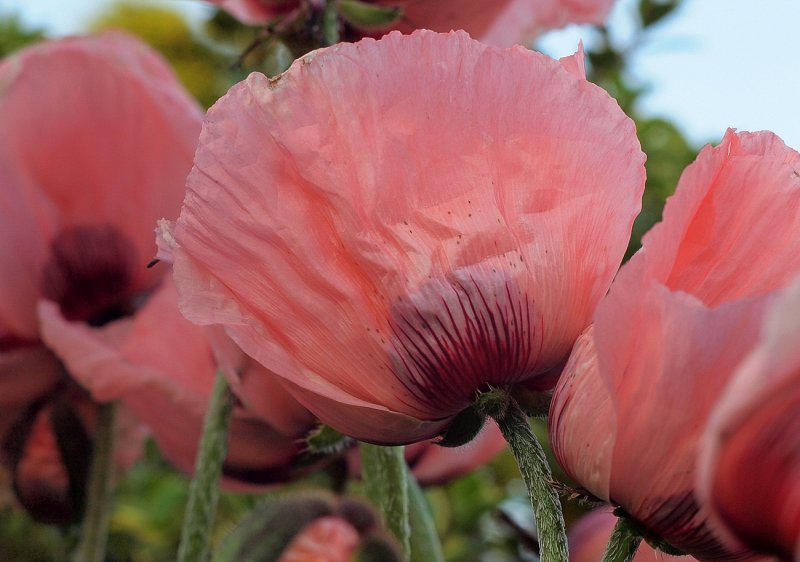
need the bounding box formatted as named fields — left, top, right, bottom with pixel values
left=38, top=277, right=315, bottom=488
left=406, top=420, right=506, bottom=485
left=278, top=516, right=361, bottom=562
left=699, top=278, right=800, bottom=560
left=569, top=508, right=701, bottom=562
left=0, top=32, right=201, bottom=338
left=0, top=347, right=62, bottom=437
left=172, top=30, right=644, bottom=444
left=468, top=0, right=614, bottom=47
left=208, top=0, right=615, bottom=47
left=210, top=0, right=297, bottom=24
left=12, top=406, right=71, bottom=524
left=395, top=0, right=520, bottom=44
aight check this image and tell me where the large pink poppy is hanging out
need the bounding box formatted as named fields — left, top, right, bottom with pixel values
left=0, top=32, right=201, bottom=519
left=698, top=278, right=800, bottom=561
left=164, top=30, right=644, bottom=445
left=549, top=130, right=800, bottom=560
left=209, top=0, right=615, bottom=47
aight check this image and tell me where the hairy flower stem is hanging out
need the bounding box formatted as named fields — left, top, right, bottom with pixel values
left=322, top=0, right=340, bottom=45
left=601, top=516, right=642, bottom=562
left=477, top=389, right=568, bottom=562
left=408, top=475, right=445, bottom=562
left=177, top=371, right=235, bottom=562
left=73, top=401, right=118, bottom=562
left=359, top=443, right=410, bottom=556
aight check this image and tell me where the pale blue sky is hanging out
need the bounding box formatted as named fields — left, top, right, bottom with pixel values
left=2, top=0, right=799, bottom=149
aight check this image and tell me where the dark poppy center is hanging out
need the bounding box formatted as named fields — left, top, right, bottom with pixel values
left=388, top=270, right=543, bottom=417
left=41, top=225, right=140, bottom=326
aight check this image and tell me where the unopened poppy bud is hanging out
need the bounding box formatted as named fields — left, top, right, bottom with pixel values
left=213, top=492, right=400, bottom=562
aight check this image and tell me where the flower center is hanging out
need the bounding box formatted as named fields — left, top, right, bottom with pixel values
left=388, top=269, right=543, bottom=416
left=41, top=225, right=140, bottom=326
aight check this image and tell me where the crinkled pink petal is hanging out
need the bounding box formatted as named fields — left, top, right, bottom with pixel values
left=172, top=30, right=644, bottom=444
left=569, top=508, right=702, bottom=562
left=0, top=32, right=201, bottom=338
left=38, top=277, right=312, bottom=488
left=699, top=278, right=800, bottom=559
left=558, top=43, right=586, bottom=79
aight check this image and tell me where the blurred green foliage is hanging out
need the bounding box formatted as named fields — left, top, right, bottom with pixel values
left=0, top=12, right=45, bottom=58
left=0, top=0, right=703, bottom=560
left=89, top=3, right=233, bottom=108
left=584, top=0, right=699, bottom=256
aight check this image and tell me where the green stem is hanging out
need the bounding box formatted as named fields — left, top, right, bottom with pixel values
left=601, top=516, right=642, bottom=562
left=73, top=401, right=118, bottom=562
left=322, top=0, right=340, bottom=45
left=477, top=389, right=568, bottom=562
left=177, top=371, right=235, bottom=562
left=359, top=443, right=410, bottom=556
left=408, top=475, right=444, bottom=562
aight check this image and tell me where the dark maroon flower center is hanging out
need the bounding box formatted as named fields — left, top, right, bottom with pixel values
left=41, top=225, right=140, bottom=326
left=388, top=271, right=544, bottom=417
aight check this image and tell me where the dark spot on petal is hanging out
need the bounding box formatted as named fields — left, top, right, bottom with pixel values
left=41, top=225, right=141, bottom=326
left=387, top=269, right=545, bottom=416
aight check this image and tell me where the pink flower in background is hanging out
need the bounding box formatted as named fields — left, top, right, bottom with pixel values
left=403, top=422, right=506, bottom=485
left=345, top=422, right=507, bottom=485
left=569, top=508, right=700, bottom=562
left=209, top=0, right=615, bottom=46
left=698, top=278, right=800, bottom=561
left=165, top=30, right=644, bottom=445
left=549, top=130, right=800, bottom=560
left=39, top=278, right=323, bottom=489
left=0, top=32, right=201, bottom=519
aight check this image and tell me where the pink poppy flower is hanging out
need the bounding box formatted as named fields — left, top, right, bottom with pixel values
left=698, top=278, right=800, bottom=561
left=208, top=0, right=615, bottom=46
left=549, top=130, right=800, bottom=560
left=569, top=508, right=700, bottom=562
left=164, top=30, right=644, bottom=445
left=0, top=32, right=201, bottom=519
